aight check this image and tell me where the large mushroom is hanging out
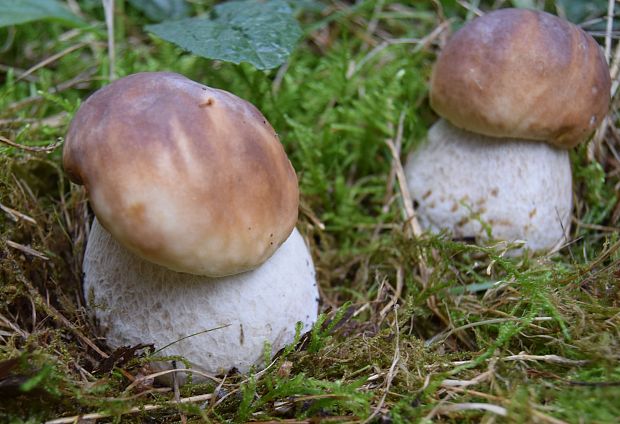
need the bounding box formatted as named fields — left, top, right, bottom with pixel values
left=64, top=72, right=319, bottom=377
left=405, top=8, right=611, bottom=252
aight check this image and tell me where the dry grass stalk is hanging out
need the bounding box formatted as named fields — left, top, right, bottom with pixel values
left=0, top=135, right=63, bottom=153
left=102, top=0, right=116, bottom=80
left=6, top=240, right=49, bottom=260
left=0, top=202, right=37, bottom=224
left=44, top=393, right=213, bottom=424
left=16, top=42, right=91, bottom=83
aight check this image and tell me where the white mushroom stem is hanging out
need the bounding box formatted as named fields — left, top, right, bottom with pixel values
left=83, top=219, right=319, bottom=378
left=404, top=119, right=572, bottom=253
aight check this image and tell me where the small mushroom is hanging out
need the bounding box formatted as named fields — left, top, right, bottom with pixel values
left=64, top=72, right=319, bottom=377
left=405, top=9, right=610, bottom=252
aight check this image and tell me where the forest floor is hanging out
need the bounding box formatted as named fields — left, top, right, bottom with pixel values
left=0, top=1, right=619, bottom=422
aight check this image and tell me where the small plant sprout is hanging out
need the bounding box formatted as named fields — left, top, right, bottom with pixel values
left=405, top=8, right=611, bottom=253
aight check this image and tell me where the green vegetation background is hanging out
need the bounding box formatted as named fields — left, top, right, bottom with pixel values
left=0, top=0, right=618, bottom=422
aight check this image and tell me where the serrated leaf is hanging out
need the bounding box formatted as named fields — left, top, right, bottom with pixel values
left=146, top=0, right=302, bottom=70
left=0, top=0, right=85, bottom=28
left=127, top=0, right=189, bottom=22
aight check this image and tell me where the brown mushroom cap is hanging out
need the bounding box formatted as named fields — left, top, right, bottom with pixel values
left=430, top=8, right=611, bottom=148
left=64, top=72, right=299, bottom=277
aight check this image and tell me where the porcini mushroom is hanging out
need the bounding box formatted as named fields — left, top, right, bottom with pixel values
left=64, top=72, right=319, bottom=377
left=405, top=8, right=611, bottom=252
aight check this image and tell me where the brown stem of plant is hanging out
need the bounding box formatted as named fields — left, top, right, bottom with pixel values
left=0, top=135, right=63, bottom=153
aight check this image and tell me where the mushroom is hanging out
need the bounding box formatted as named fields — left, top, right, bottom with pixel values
left=405, top=8, right=610, bottom=252
left=64, top=72, right=319, bottom=377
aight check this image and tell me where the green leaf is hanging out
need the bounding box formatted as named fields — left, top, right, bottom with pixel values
left=510, top=0, right=538, bottom=9
left=555, top=0, right=607, bottom=23
left=146, top=0, right=302, bottom=70
left=127, top=0, right=189, bottom=22
left=0, top=0, right=85, bottom=28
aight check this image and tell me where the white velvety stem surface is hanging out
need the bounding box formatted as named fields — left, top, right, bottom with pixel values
left=83, top=218, right=319, bottom=375
left=405, top=119, right=572, bottom=252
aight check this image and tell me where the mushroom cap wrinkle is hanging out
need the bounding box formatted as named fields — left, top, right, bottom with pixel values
left=64, top=72, right=299, bottom=277
left=431, top=8, right=610, bottom=148
left=405, top=120, right=572, bottom=252
left=83, top=218, right=319, bottom=375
